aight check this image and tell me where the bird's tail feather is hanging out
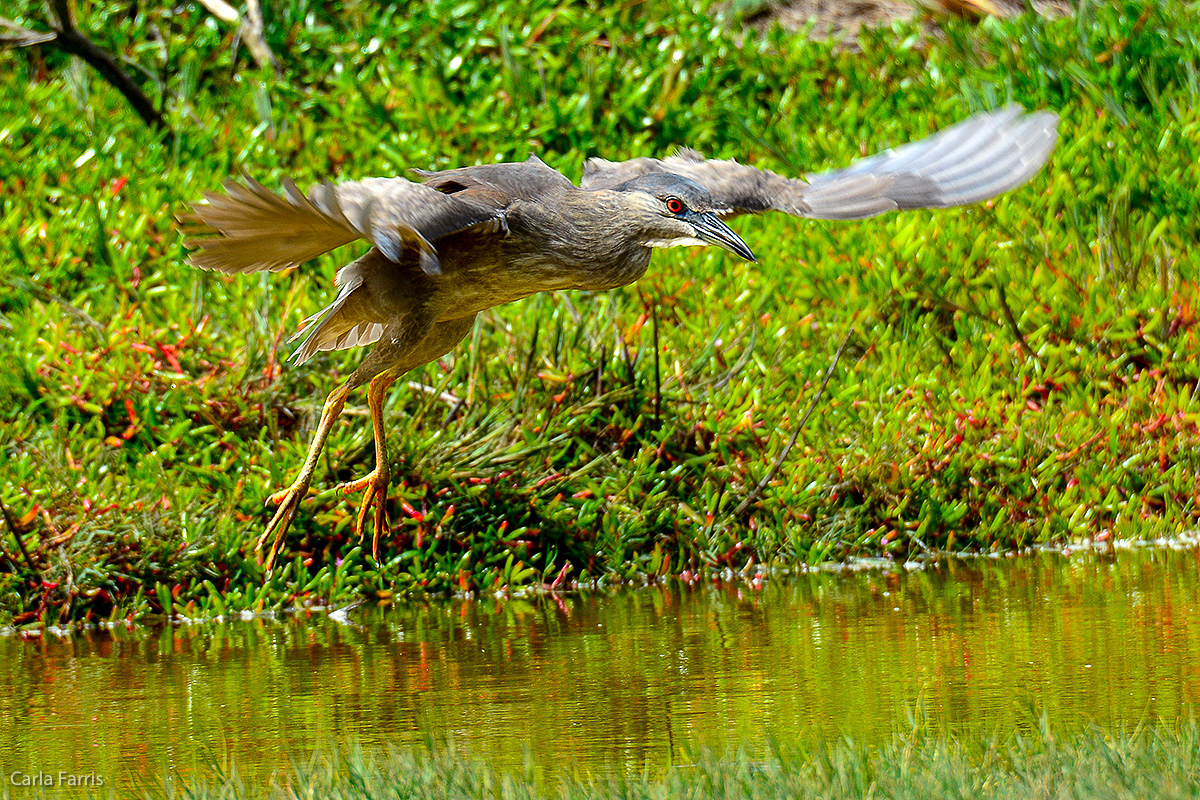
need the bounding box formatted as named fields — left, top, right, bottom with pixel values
left=290, top=300, right=386, bottom=365
left=288, top=253, right=390, bottom=364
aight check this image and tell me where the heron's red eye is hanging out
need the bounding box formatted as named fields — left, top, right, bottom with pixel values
left=666, top=197, right=685, bottom=215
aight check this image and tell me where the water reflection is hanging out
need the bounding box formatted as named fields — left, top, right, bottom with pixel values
left=2, top=548, right=1198, bottom=790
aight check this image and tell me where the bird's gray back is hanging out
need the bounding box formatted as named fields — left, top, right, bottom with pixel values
left=413, top=155, right=575, bottom=209
left=411, top=155, right=655, bottom=302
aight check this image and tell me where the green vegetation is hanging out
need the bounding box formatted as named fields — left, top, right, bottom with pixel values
left=0, top=1, right=1198, bottom=625
left=136, top=723, right=1200, bottom=800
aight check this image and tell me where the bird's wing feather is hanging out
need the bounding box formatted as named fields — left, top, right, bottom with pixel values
left=184, top=175, right=503, bottom=275
left=581, top=106, right=1058, bottom=220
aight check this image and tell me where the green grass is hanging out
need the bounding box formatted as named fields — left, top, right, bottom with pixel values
left=1, top=0, right=1199, bottom=624
left=126, top=723, right=1200, bottom=800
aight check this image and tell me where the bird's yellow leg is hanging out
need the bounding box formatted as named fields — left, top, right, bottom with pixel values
left=258, top=382, right=352, bottom=570
left=339, top=373, right=397, bottom=562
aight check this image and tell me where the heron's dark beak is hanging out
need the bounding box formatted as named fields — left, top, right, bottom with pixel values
left=687, top=210, right=756, bottom=263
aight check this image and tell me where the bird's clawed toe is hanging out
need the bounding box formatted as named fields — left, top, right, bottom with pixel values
left=257, top=482, right=309, bottom=571
left=341, top=468, right=390, bottom=561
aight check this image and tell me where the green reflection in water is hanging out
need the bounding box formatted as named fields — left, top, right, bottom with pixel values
left=2, top=548, right=1198, bottom=792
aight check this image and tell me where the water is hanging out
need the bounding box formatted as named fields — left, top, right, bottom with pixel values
left=2, top=548, right=1198, bottom=791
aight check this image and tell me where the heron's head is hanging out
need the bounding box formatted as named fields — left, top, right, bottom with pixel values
left=616, top=173, right=756, bottom=263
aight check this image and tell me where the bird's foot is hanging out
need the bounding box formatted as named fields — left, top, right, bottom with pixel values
left=341, top=466, right=389, bottom=561
left=257, top=480, right=310, bottom=571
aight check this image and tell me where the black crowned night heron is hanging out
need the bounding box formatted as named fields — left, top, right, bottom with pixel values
left=185, top=105, right=1057, bottom=568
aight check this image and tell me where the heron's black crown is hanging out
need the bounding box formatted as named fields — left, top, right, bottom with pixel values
left=612, top=172, right=716, bottom=213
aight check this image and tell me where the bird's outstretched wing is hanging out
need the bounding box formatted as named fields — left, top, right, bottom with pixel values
left=184, top=175, right=504, bottom=275
left=581, top=106, right=1058, bottom=220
